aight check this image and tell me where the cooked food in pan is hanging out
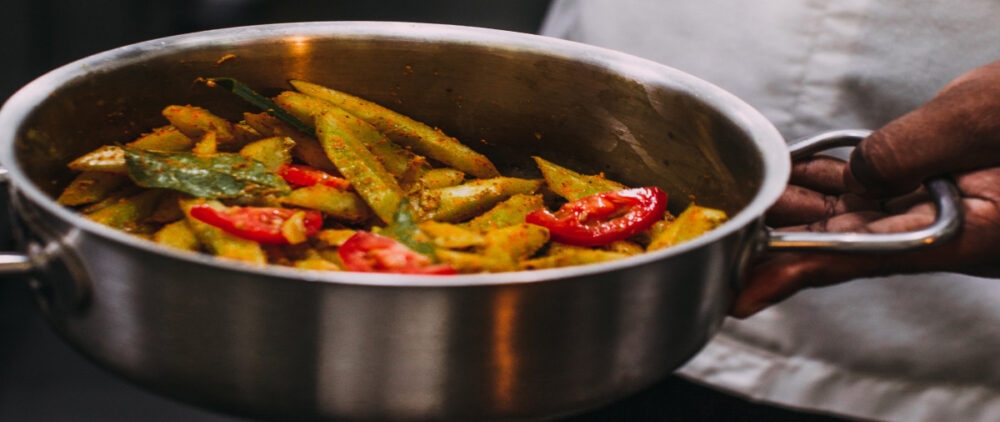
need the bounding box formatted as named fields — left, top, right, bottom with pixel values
left=57, top=78, right=728, bottom=274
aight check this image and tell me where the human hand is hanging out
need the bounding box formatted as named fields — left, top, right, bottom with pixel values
left=731, top=60, right=1000, bottom=318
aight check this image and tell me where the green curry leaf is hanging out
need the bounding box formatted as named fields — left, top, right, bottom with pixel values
left=383, top=202, right=438, bottom=259
left=207, top=77, right=316, bottom=137
left=124, top=147, right=290, bottom=199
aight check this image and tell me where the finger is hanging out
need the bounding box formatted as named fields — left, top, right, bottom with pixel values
left=793, top=210, right=887, bottom=233
left=865, top=202, right=937, bottom=233
left=881, top=185, right=931, bottom=214
left=765, top=186, right=881, bottom=227
left=789, top=156, right=847, bottom=194
left=954, top=166, right=1000, bottom=204
left=938, top=60, right=1000, bottom=97
left=784, top=205, right=933, bottom=234
left=845, top=63, right=1000, bottom=197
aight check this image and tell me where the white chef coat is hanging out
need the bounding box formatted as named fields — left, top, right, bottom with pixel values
left=542, top=1, right=1000, bottom=421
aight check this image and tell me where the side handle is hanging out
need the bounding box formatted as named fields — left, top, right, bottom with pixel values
left=767, top=130, right=963, bottom=252
left=0, top=168, right=91, bottom=313
left=0, top=167, right=33, bottom=275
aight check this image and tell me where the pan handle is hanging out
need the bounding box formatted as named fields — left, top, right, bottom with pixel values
left=0, top=168, right=91, bottom=312
left=0, top=253, right=33, bottom=275
left=766, top=130, right=963, bottom=252
left=0, top=167, right=33, bottom=275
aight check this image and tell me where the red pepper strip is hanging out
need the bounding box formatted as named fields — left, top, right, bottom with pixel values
left=339, top=231, right=457, bottom=275
left=277, top=164, right=351, bottom=190
left=189, top=204, right=323, bottom=245
left=525, top=187, right=667, bottom=247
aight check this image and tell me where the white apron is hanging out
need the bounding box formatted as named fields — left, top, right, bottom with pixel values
left=542, top=1, right=1000, bottom=420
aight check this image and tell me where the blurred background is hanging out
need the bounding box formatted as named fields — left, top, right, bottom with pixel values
left=0, top=0, right=552, bottom=102
left=0, top=1, right=845, bottom=420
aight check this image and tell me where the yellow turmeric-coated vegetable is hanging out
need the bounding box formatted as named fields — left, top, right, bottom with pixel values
left=646, top=204, right=728, bottom=251
left=315, top=109, right=405, bottom=224
left=289, top=79, right=500, bottom=179
left=55, top=78, right=729, bottom=274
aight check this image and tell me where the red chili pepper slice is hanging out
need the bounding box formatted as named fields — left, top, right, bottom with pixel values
left=189, top=204, right=323, bottom=245
left=339, top=231, right=457, bottom=275
left=277, top=164, right=350, bottom=190
left=525, top=187, right=667, bottom=247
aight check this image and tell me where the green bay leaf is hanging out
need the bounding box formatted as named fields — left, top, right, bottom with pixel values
left=124, top=147, right=289, bottom=199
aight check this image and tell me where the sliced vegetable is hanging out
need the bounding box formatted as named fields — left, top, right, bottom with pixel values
left=435, top=249, right=496, bottom=274
left=315, top=109, right=405, bottom=223
left=78, top=187, right=140, bottom=215
left=280, top=184, right=371, bottom=223
left=417, top=177, right=543, bottom=223
left=481, top=223, right=550, bottom=271
left=312, top=229, right=357, bottom=248
left=84, top=189, right=166, bottom=232
left=144, top=190, right=188, bottom=224
left=192, top=131, right=219, bottom=155
left=293, top=252, right=342, bottom=271
left=520, top=248, right=631, bottom=270
left=188, top=204, right=323, bottom=245
left=338, top=231, right=456, bottom=274
left=127, top=125, right=195, bottom=151
left=274, top=91, right=427, bottom=179
left=181, top=199, right=268, bottom=264
left=68, top=145, right=127, bottom=174
left=289, top=79, right=500, bottom=179
left=162, top=105, right=238, bottom=144
left=57, top=171, right=128, bottom=206
left=603, top=240, right=645, bottom=256
left=646, top=204, right=728, bottom=251
left=414, top=167, right=465, bottom=191
left=533, top=156, right=626, bottom=201
left=526, top=187, right=667, bottom=247
left=431, top=223, right=548, bottom=273
left=153, top=219, right=201, bottom=251
left=277, top=164, right=350, bottom=190
left=242, top=111, right=337, bottom=172
left=465, top=193, right=544, bottom=232
left=418, top=221, right=486, bottom=249
left=239, top=136, right=295, bottom=171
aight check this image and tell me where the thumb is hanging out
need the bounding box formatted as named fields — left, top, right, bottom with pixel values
left=845, top=61, right=1000, bottom=197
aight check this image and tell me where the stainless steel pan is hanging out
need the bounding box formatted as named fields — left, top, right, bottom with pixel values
left=0, top=22, right=960, bottom=421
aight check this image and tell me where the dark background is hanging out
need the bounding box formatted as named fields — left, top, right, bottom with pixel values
left=0, top=0, right=552, bottom=102
left=1, top=1, right=848, bottom=420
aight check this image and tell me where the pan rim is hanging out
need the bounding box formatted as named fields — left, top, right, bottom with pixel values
left=0, top=21, right=790, bottom=287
